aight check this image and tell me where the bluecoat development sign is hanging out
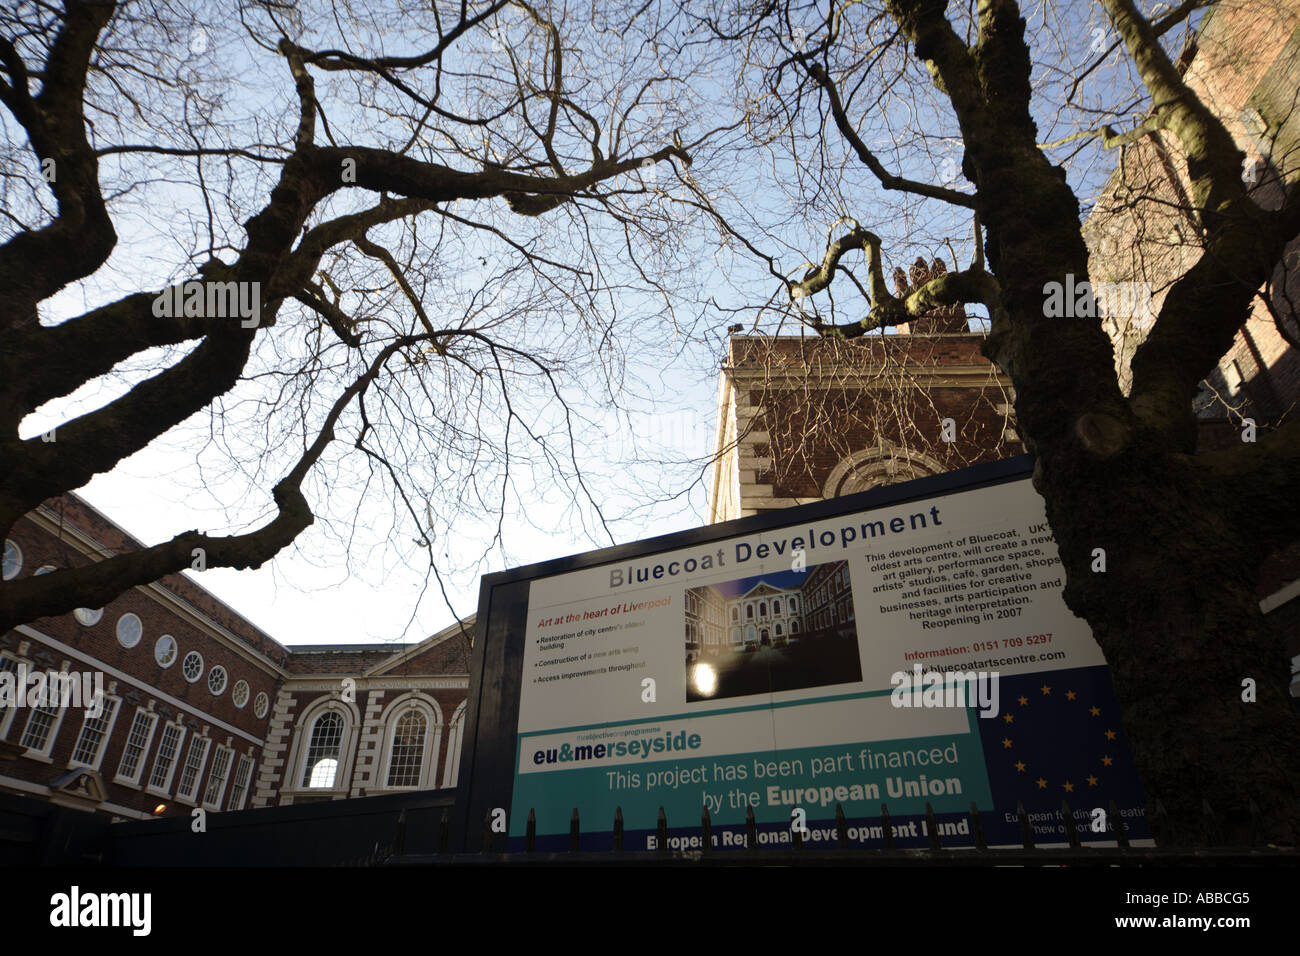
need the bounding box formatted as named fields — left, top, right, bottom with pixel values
left=454, top=456, right=1149, bottom=852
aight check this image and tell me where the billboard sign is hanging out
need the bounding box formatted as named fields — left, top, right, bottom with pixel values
left=454, top=456, right=1149, bottom=852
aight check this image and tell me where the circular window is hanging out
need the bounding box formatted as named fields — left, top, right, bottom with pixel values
left=116, top=612, right=143, bottom=648
left=182, top=651, right=204, bottom=683
left=155, top=635, right=177, bottom=668
left=207, top=666, right=227, bottom=696
left=254, top=692, right=269, bottom=719
left=74, top=607, right=103, bottom=626
left=3, top=540, right=21, bottom=580
left=35, top=565, right=55, bottom=575
left=232, top=680, right=250, bottom=709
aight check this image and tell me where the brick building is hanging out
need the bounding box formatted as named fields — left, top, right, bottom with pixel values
left=708, top=265, right=1021, bottom=523
left=0, top=494, right=470, bottom=820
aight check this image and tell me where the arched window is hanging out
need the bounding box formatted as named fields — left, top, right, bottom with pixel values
left=789, top=597, right=799, bottom=613
left=791, top=620, right=800, bottom=634
left=823, top=445, right=945, bottom=497
left=730, top=606, right=739, bottom=623
left=745, top=625, right=756, bottom=643
left=746, top=604, right=754, bottom=620
left=730, top=626, right=742, bottom=645
left=758, top=601, right=767, bottom=617
left=302, top=712, right=345, bottom=788
left=386, top=710, right=428, bottom=788
left=775, top=623, right=783, bottom=636
left=773, top=598, right=782, bottom=615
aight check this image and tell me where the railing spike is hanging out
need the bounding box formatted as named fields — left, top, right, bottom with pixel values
left=924, top=802, right=941, bottom=850
left=1016, top=801, right=1035, bottom=850
left=1061, top=800, right=1080, bottom=849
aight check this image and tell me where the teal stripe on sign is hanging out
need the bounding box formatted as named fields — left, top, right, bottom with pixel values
left=508, top=733, right=992, bottom=839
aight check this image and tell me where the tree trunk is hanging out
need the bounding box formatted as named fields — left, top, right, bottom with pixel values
left=1040, top=446, right=1300, bottom=847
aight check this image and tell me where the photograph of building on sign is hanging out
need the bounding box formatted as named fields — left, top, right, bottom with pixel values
left=684, top=560, right=861, bottom=702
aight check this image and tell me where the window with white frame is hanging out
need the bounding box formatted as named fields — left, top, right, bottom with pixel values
left=19, top=679, right=66, bottom=756
left=386, top=709, right=428, bottom=788
left=154, top=635, right=177, bottom=668
left=231, top=680, right=249, bottom=709
left=182, top=651, right=203, bottom=683
left=253, top=692, right=269, bottom=719
left=3, top=539, right=21, bottom=580
left=70, top=696, right=120, bottom=769
left=116, top=613, right=143, bottom=649
left=147, top=722, right=186, bottom=794
left=228, top=754, right=255, bottom=810
left=175, top=735, right=211, bottom=802
left=207, top=666, right=227, bottom=696
left=203, top=747, right=233, bottom=809
left=301, top=711, right=345, bottom=788
left=0, top=652, right=25, bottom=739
left=115, top=708, right=159, bottom=785
left=74, top=607, right=103, bottom=626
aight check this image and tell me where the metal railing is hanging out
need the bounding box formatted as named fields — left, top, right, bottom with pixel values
left=381, top=797, right=1298, bottom=866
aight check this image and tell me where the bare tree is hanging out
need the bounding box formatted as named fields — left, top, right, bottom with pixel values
left=691, top=0, right=1300, bottom=844
left=0, top=0, right=716, bottom=636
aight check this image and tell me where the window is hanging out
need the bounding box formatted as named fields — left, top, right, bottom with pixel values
left=730, top=607, right=738, bottom=622
left=203, top=747, right=233, bottom=809
left=232, top=680, right=249, bottom=709
left=746, top=604, right=753, bottom=620
left=155, top=635, right=177, bottom=668
left=116, top=613, right=143, bottom=648
left=3, top=539, right=21, bottom=580
left=207, top=666, right=227, bottom=696
left=19, top=677, right=66, bottom=756
left=115, top=709, right=159, bottom=785
left=386, top=709, right=428, bottom=788
left=758, top=601, right=767, bottom=618
left=228, top=754, right=255, bottom=810
left=791, top=620, right=800, bottom=634
left=301, top=711, right=345, bottom=788
left=175, top=735, right=211, bottom=802
left=773, top=598, right=782, bottom=615
left=34, top=565, right=55, bottom=575
left=70, top=696, right=119, bottom=769
left=0, top=653, right=25, bottom=739
left=775, top=623, right=783, bottom=636
left=789, top=597, right=799, bottom=613
left=254, top=693, right=269, bottom=719
left=74, top=607, right=103, bottom=626
left=147, top=723, right=186, bottom=794
left=182, top=651, right=203, bottom=683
